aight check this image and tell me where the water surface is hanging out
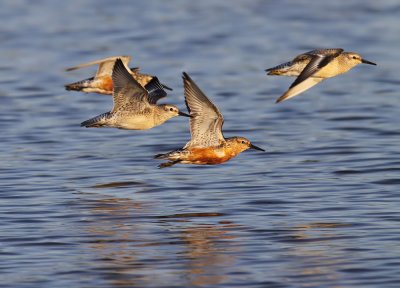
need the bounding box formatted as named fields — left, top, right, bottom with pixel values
left=1, top=1, right=399, bottom=287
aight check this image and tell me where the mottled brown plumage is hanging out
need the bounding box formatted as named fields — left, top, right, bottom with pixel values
left=65, top=55, right=172, bottom=98
left=81, top=59, right=189, bottom=130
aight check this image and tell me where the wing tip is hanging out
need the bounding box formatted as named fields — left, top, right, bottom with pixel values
left=275, top=95, right=286, bottom=104
left=114, top=58, right=124, bottom=69
left=183, top=72, right=197, bottom=89
left=275, top=91, right=293, bottom=103
left=112, top=58, right=131, bottom=84
left=162, top=84, right=173, bottom=91
left=182, top=72, right=192, bottom=88
left=65, top=55, right=132, bottom=72
left=145, top=77, right=168, bottom=104
left=182, top=71, right=190, bottom=80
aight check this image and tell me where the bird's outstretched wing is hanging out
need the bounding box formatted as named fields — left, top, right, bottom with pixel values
left=182, top=72, right=224, bottom=148
left=65, top=56, right=131, bottom=78
left=276, top=48, right=343, bottom=103
left=111, top=58, right=149, bottom=112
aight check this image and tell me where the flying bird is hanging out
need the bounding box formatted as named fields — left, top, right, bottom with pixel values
left=81, top=58, right=189, bottom=130
left=265, top=48, right=376, bottom=103
left=155, top=72, right=264, bottom=168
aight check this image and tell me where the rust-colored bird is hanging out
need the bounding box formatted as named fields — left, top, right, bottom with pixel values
left=65, top=55, right=172, bottom=98
left=155, top=72, right=264, bottom=168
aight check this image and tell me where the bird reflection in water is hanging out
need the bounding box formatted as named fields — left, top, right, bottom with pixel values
left=83, top=194, right=241, bottom=287
left=84, top=196, right=149, bottom=287
left=178, top=220, right=240, bottom=286
left=282, top=222, right=353, bottom=287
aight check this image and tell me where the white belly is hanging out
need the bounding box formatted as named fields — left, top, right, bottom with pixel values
left=115, top=115, right=155, bottom=130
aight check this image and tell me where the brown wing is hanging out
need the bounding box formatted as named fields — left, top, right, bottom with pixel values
left=289, top=49, right=343, bottom=88
left=111, top=58, right=150, bottom=113
left=65, top=56, right=131, bottom=78
left=182, top=72, right=224, bottom=148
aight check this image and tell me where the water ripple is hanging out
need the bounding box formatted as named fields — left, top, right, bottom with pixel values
left=1, top=0, right=400, bottom=287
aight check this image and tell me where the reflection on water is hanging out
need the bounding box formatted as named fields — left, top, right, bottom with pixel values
left=80, top=215, right=366, bottom=288
left=91, top=182, right=148, bottom=189
left=157, top=212, right=224, bottom=219
left=179, top=222, right=239, bottom=286
left=283, top=222, right=352, bottom=287
left=84, top=197, right=147, bottom=286
left=2, top=0, right=400, bottom=287
left=83, top=196, right=240, bottom=287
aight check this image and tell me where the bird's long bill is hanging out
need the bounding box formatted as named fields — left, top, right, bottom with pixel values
left=250, top=143, right=265, bottom=152
left=178, top=111, right=191, bottom=117
left=361, top=59, right=376, bottom=65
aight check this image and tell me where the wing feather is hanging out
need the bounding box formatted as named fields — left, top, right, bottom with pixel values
left=111, top=58, right=149, bottom=113
left=182, top=72, right=224, bottom=148
left=65, top=55, right=131, bottom=75
left=144, top=77, right=167, bottom=104
left=276, top=77, right=324, bottom=103
left=290, top=48, right=343, bottom=88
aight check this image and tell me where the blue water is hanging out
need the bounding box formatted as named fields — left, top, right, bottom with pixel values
left=1, top=1, right=399, bottom=287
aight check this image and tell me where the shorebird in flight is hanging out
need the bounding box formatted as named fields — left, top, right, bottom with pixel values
left=265, top=48, right=376, bottom=103
left=155, top=72, right=264, bottom=168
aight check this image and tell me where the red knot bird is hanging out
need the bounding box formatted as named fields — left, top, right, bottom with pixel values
left=81, top=58, right=189, bottom=130
left=155, top=72, right=264, bottom=168
left=265, top=48, right=376, bottom=103
left=65, top=55, right=172, bottom=98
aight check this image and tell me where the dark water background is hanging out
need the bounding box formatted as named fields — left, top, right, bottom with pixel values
left=1, top=1, right=399, bottom=287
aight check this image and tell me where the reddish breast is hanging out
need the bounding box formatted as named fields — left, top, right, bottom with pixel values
left=96, top=76, right=114, bottom=92
left=187, top=147, right=234, bottom=165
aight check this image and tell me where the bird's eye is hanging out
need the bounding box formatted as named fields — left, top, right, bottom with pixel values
left=242, top=141, right=246, bottom=144
left=170, top=108, right=174, bottom=111
left=352, top=56, right=357, bottom=59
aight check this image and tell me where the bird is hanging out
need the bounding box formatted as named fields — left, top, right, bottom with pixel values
left=155, top=72, right=264, bottom=168
left=265, top=48, right=376, bottom=103
left=80, top=58, right=190, bottom=130
left=64, top=55, right=172, bottom=99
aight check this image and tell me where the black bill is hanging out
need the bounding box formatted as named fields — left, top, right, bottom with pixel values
left=250, top=143, right=265, bottom=152
left=361, top=58, right=376, bottom=65
left=178, top=111, right=191, bottom=117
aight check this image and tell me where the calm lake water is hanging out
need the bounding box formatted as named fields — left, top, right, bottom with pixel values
left=1, top=1, right=399, bottom=287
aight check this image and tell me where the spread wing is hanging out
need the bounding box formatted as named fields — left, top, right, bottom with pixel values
left=274, top=48, right=344, bottom=103
left=182, top=72, right=224, bottom=148
left=144, top=77, right=167, bottom=104
left=65, top=56, right=131, bottom=78
left=111, top=58, right=150, bottom=113
left=289, top=48, right=343, bottom=88
left=276, top=77, right=324, bottom=103
left=304, top=48, right=344, bottom=57
left=130, top=67, right=172, bottom=101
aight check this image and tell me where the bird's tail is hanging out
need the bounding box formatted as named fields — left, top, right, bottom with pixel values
left=265, top=61, right=293, bottom=75
left=154, top=150, right=184, bottom=168
left=81, top=112, right=111, bottom=128
left=65, top=77, right=94, bottom=91
left=154, top=149, right=184, bottom=160
left=154, top=152, right=171, bottom=160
